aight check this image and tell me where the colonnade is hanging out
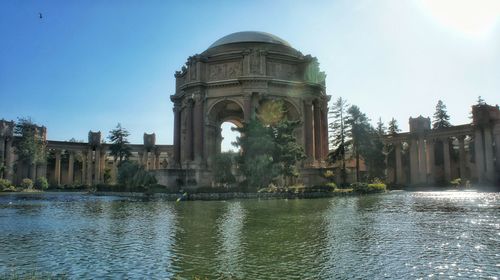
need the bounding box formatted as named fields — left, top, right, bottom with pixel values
left=391, top=134, right=470, bottom=185
left=387, top=104, right=500, bottom=186
left=303, top=99, right=329, bottom=165
left=171, top=93, right=329, bottom=168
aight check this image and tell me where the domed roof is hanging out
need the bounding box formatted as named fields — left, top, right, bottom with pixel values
left=208, top=31, right=292, bottom=49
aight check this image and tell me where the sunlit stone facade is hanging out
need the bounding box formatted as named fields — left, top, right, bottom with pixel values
left=169, top=31, right=330, bottom=185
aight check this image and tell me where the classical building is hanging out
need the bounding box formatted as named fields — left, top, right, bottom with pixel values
left=0, top=120, right=172, bottom=186
left=385, top=104, right=500, bottom=187
left=167, top=31, right=330, bottom=186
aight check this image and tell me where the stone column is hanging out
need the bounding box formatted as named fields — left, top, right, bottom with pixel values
left=155, top=152, right=161, bottom=169
left=409, top=138, right=419, bottom=185
left=313, top=100, right=322, bottom=163
left=418, top=137, right=427, bottom=183
left=68, top=151, right=74, bottom=185
left=426, top=139, right=435, bottom=184
left=173, top=105, right=181, bottom=167
left=86, top=148, right=93, bottom=185
left=82, top=153, right=87, bottom=185
left=484, top=127, right=494, bottom=183
left=474, top=128, right=485, bottom=182
left=94, top=148, right=101, bottom=184
left=395, top=142, right=403, bottom=184
left=149, top=151, right=155, bottom=170
left=185, top=100, right=194, bottom=162
left=303, top=100, right=314, bottom=163
left=442, top=138, right=451, bottom=183
left=458, top=136, right=466, bottom=179
left=55, top=150, right=61, bottom=186
left=244, top=93, right=253, bottom=122
left=0, top=136, right=5, bottom=178
left=4, top=138, right=13, bottom=181
left=193, top=95, right=204, bottom=163
left=495, top=124, right=500, bottom=184
left=321, top=101, right=329, bottom=160
left=100, top=150, right=106, bottom=182
left=142, top=150, right=149, bottom=170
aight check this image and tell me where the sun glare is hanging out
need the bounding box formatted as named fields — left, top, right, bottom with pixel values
left=420, top=0, right=500, bottom=38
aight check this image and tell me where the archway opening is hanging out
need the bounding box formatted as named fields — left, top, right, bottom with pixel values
left=220, top=121, right=241, bottom=153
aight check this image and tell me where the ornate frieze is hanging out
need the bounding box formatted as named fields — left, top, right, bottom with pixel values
left=209, top=61, right=242, bottom=81
left=267, top=61, right=297, bottom=80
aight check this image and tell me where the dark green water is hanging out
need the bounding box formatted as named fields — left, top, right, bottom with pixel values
left=0, top=191, right=498, bottom=279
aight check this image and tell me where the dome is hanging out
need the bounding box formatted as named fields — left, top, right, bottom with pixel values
left=208, top=31, right=292, bottom=49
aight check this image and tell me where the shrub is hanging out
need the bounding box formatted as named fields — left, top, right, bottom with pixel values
left=351, top=182, right=386, bottom=193
left=0, top=178, right=12, bottom=189
left=0, top=178, right=16, bottom=192
left=117, top=161, right=157, bottom=190
left=450, top=178, right=462, bottom=187
left=34, top=177, right=49, bottom=190
left=20, top=178, right=33, bottom=190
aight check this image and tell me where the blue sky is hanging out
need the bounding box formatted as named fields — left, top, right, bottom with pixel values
left=1, top=0, right=499, bottom=146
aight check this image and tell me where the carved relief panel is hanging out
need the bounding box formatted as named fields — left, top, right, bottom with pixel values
left=209, top=61, right=242, bottom=81
left=267, top=61, right=297, bottom=80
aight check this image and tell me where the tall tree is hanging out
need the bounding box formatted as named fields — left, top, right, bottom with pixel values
left=14, top=117, right=46, bottom=178
left=108, top=123, right=132, bottom=164
left=365, top=123, right=386, bottom=180
left=328, top=97, right=350, bottom=184
left=346, top=105, right=372, bottom=182
left=376, top=117, right=386, bottom=136
left=432, top=100, right=451, bottom=129
left=271, top=120, right=306, bottom=185
left=234, top=119, right=279, bottom=189
left=476, top=96, right=486, bottom=106
left=234, top=102, right=305, bottom=189
left=387, top=118, right=401, bottom=135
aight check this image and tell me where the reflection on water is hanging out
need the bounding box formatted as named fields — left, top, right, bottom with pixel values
left=216, top=202, right=245, bottom=278
left=0, top=191, right=498, bottom=279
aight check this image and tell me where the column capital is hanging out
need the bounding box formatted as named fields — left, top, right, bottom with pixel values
left=304, top=99, right=313, bottom=106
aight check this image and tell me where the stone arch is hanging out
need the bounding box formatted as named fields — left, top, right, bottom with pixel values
left=205, top=99, right=245, bottom=167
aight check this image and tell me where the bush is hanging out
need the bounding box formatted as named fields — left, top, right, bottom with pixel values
left=0, top=178, right=16, bottom=192
left=117, top=161, right=157, bottom=190
left=0, top=178, right=12, bottom=189
left=351, top=182, right=386, bottom=193
left=450, top=178, right=462, bottom=187
left=20, top=178, right=33, bottom=190
left=34, top=177, right=49, bottom=190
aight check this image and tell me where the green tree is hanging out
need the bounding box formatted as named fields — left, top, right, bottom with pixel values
left=345, top=105, right=372, bottom=182
left=476, top=96, right=486, bottom=106
left=386, top=118, right=401, bottom=173
left=433, top=100, right=451, bottom=129
left=376, top=117, right=386, bottom=136
left=117, top=161, right=156, bottom=190
left=271, top=120, right=306, bottom=185
left=234, top=119, right=278, bottom=189
left=234, top=106, right=305, bottom=189
left=328, top=97, right=350, bottom=185
left=14, top=117, right=46, bottom=178
left=364, top=126, right=386, bottom=180
left=213, top=152, right=236, bottom=186
left=108, top=123, right=132, bottom=164
left=387, top=118, right=401, bottom=135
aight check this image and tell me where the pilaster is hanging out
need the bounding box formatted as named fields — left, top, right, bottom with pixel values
left=442, top=138, right=451, bottom=183
left=68, top=151, right=74, bottom=185
left=395, top=142, right=403, bottom=184
left=409, top=138, right=419, bottom=185
left=303, top=100, right=314, bottom=164
left=458, top=136, right=467, bottom=179
left=418, top=136, right=427, bottom=183
left=55, top=150, right=61, bottom=186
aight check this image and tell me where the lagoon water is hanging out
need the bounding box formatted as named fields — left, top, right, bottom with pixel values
left=0, top=191, right=498, bottom=279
